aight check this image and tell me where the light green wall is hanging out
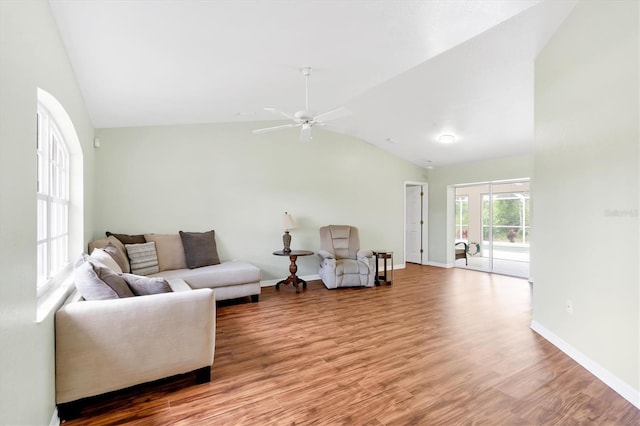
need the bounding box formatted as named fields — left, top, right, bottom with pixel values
left=426, top=156, right=533, bottom=265
left=533, top=0, right=638, bottom=396
left=94, top=124, right=427, bottom=280
left=0, top=1, right=95, bottom=425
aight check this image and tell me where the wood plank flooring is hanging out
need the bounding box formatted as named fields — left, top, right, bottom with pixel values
left=63, top=264, right=639, bottom=425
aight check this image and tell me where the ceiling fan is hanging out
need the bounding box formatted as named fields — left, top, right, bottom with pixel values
left=253, top=67, right=350, bottom=142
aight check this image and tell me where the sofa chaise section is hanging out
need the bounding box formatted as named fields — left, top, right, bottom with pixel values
left=151, top=260, right=261, bottom=302
left=55, top=287, right=215, bottom=418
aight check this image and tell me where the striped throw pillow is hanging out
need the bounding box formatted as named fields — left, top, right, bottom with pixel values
left=125, top=242, right=159, bottom=276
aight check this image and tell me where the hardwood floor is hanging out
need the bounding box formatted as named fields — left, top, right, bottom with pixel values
left=63, top=264, right=639, bottom=425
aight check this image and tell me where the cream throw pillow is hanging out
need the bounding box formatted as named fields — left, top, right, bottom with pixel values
left=144, top=234, right=187, bottom=271
left=90, top=248, right=123, bottom=274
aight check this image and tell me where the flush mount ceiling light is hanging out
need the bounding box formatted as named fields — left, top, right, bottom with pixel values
left=438, top=134, right=456, bottom=144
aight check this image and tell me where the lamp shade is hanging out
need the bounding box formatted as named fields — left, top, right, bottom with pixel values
left=282, top=212, right=297, bottom=231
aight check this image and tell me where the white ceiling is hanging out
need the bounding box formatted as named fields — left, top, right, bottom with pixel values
left=48, top=0, right=576, bottom=168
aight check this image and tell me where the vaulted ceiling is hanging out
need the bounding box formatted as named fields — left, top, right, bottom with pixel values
left=49, top=0, right=576, bottom=168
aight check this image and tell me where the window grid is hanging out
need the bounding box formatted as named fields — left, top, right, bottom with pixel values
left=37, top=106, right=70, bottom=292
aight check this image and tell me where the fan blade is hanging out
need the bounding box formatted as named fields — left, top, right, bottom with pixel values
left=264, top=107, right=296, bottom=122
left=253, top=123, right=298, bottom=134
left=314, top=106, right=351, bottom=123
left=299, top=124, right=312, bottom=142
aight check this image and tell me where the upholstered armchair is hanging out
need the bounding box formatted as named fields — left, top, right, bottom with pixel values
left=318, top=225, right=375, bottom=289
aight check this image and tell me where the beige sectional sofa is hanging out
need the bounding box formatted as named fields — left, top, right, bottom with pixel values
left=55, top=230, right=261, bottom=419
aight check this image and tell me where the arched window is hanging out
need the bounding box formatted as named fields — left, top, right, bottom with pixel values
left=36, top=88, right=83, bottom=300
left=37, top=102, right=70, bottom=293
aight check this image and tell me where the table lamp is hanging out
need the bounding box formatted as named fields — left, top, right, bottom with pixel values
left=282, top=212, right=297, bottom=253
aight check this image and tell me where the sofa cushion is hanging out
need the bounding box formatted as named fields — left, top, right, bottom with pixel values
left=90, top=248, right=123, bottom=274
left=179, top=230, right=220, bottom=269
left=90, top=260, right=135, bottom=297
left=125, top=242, right=160, bottom=276
left=103, top=242, right=130, bottom=273
left=151, top=261, right=260, bottom=289
left=106, top=232, right=146, bottom=245
left=75, top=260, right=135, bottom=300
left=120, top=273, right=173, bottom=296
left=89, top=237, right=131, bottom=273
left=144, top=234, right=187, bottom=271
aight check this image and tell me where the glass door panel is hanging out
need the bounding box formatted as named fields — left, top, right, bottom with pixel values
left=455, top=184, right=490, bottom=272
left=490, top=182, right=530, bottom=277
left=455, top=181, right=530, bottom=278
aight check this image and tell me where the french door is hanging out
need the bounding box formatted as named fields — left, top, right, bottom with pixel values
left=454, top=180, right=530, bottom=278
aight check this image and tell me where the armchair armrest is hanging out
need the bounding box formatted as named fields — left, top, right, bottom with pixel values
left=318, top=250, right=336, bottom=271
left=317, top=250, right=334, bottom=259
left=357, top=249, right=373, bottom=259
left=55, top=288, right=215, bottom=404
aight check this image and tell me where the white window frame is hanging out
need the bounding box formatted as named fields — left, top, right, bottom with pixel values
left=455, top=195, right=469, bottom=242
left=37, top=103, right=71, bottom=297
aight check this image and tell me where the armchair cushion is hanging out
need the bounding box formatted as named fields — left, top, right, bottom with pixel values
left=336, top=259, right=370, bottom=275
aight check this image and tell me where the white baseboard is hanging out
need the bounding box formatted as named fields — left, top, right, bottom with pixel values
left=530, top=320, right=640, bottom=409
left=49, top=408, right=60, bottom=426
left=427, top=261, right=452, bottom=268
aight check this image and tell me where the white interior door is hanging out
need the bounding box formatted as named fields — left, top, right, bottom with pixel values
left=406, top=185, right=422, bottom=264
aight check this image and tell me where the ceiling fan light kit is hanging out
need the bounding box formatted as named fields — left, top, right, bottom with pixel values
left=253, top=67, right=350, bottom=142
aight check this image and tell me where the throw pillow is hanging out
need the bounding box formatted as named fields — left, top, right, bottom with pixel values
left=87, top=259, right=135, bottom=298
left=74, top=260, right=134, bottom=300
left=106, top=231, right=146, bottom=245
left=106, top=236, right=131, bottom=273
left=179, top=230, right=220, bottom=269
left=74, top=261, right=118, bottom=300
left=144, top=234, right=187, bottom=271
left=103, top=243, right=130, bottom=273
left=120, top=273, right=173, bottom=296
left=90, top=248, right=123, bottom=274
left=125, top=242, right=160, bottom=275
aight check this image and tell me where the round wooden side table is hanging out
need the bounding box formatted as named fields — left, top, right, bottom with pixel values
left=273, top=250, right=314, bottom=293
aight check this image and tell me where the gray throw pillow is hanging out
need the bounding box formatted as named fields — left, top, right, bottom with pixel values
left=120, top=273, right=173, bottom=296
left=179, top=230, right=220, bottom=269
left=74, top=260, right=134, bottom=300
left=88, top=259, right=135, bottom=298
